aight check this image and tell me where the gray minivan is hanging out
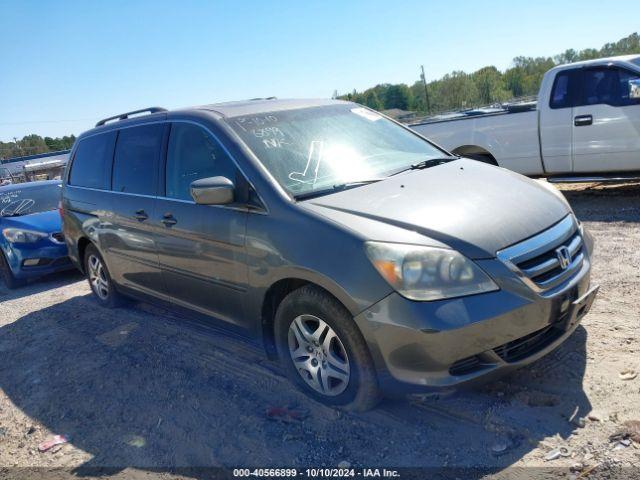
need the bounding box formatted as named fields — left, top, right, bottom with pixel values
left=62, top=99, right=598, bottom=410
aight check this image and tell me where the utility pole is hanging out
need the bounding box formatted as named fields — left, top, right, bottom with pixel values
left=420, top=65, right=431, bottom=114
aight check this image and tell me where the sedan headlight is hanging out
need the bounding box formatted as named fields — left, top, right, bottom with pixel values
left=2, top=228, right=48, bottom=244
left=365, top=242, right=498, bottom=301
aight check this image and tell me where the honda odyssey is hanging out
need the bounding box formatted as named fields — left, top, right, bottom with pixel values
left=62, top=99, right=598, bottom=411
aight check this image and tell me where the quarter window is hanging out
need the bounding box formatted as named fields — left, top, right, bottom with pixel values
left=166, top=123, right=237, bottom=201
left=112, top=124, right=164, bottom=195
left=69, top=132, right=116, bottom=189
left=550, top=71, right=576, bottom=109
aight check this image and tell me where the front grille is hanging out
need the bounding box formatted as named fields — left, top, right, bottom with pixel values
left=449, top=355, right=485, bottom=376
left=493, top=325, right=562, bottom=362
left=449, top=324, right=564, bottom=375
left=497, top=215, right=584, bottom=293
left=51, top=232, right=65, bottom=243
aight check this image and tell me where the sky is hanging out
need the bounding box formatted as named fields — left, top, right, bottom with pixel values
left=0, top=0, right=637, bottom=141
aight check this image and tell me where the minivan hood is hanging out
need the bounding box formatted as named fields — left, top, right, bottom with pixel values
left=301, top=159, right=571, bottom=259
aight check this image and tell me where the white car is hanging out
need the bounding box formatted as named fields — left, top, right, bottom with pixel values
left=411, top=55, right=640, bottom=182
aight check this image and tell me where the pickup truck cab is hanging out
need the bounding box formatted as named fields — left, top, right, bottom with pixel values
left=411, top=55, right=640, bottom=180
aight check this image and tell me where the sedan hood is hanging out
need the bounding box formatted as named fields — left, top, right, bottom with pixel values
left=301, top=159, right=571, bottom=259
left=1, top=209, right=62, bottom=233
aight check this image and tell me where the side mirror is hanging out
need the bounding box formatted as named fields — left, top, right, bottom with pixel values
left=190, top=176, right=235, bottom=205
left=630, top=79, right=640, bottom=100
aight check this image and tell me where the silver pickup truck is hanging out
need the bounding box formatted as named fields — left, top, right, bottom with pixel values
left=411, top=55, right=640, bottom=182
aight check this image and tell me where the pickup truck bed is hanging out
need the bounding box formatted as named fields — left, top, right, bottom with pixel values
left=411, top=107, right=544, bottom=175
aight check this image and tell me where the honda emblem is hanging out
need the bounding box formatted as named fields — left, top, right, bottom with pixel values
left=556, top=246, right=572, bottom=269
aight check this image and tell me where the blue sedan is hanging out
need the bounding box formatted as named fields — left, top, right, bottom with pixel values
left=0, top=180, right=73, bottom=289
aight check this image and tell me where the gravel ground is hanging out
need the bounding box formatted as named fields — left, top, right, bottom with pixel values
left=0, top=182, right=639, bottom=479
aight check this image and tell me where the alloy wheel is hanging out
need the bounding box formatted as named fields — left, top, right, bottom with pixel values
left=88, top=254, right=109, bottom=300
left=287, top=314, right=350, bottom=396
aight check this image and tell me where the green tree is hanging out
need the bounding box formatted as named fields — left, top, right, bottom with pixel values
left=472, top=66, right=510, bottom=104
left=383, top=84, right=413, bottom=110
left=362, top=89, right=384, bottom=110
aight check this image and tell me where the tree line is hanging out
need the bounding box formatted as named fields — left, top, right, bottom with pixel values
left=338, top=32, right=640, bottom=116
left=0, top=134, right=76, bottom=161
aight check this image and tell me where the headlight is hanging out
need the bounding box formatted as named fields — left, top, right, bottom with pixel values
left=2, top=228, right=48, bottom=244
left=365, top=242, right=498, bottom=301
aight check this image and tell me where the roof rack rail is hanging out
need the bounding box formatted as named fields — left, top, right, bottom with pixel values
left=96, top=107, right=168, bottom=127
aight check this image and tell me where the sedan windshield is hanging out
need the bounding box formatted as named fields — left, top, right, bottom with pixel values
left=0, top=183, right=61, bottom=217
left=228, top=104, right=449, bottom=198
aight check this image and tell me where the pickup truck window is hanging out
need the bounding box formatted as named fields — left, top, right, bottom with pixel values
left=582, top=67, right=640, bottom=107
left=550, top=69, right=579, bottom=109
left=551, top=72, right=571, bottom=109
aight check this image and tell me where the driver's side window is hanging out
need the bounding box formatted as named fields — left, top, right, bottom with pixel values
left=581, top=67, right=640, bottom=107
left=166, top=123, right=237, bottom=201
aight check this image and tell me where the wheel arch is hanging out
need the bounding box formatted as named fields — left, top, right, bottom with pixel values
left=76, top=236, right=92, bottom=274
left=260, top=275, right=359, bottom=360
left=451, top=145, right=499, bottom=166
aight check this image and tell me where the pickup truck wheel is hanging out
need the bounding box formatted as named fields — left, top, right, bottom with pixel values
left=0, top=252, right=23, bottom=289
left=274, top=285, right=381, bottom=411
left=84, top=244, right=126, bottom=308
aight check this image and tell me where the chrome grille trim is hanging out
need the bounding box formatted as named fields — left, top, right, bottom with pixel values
left=497, top=215, right=584, bottom=294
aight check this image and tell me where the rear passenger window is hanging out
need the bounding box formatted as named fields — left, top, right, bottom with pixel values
left=112, top=124, right=164, bottom=195
left=550, top=71, right=575, bottom=109
left=166, top=123, right=237, bottom=201
left=69, top=132, right=116, bottom=189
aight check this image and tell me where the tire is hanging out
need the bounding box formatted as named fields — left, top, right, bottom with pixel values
left=0, top=251, right=24, bottom=289
left=274, top=285, right=381, bottom=411
left=83, top=244, right=126, bottom=308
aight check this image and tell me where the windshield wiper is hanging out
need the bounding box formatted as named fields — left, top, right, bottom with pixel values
left=294, top=179, right=384, bottom=201
left=389, top=156, right=459, bottom=177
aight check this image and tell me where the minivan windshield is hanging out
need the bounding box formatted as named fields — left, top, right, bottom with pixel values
left=0, top=183, right=61, bottom=217
left=228, top=104, right=449, bottom=198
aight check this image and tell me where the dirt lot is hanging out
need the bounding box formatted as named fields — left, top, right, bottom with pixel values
left=0, top=182, right=639, bottom=479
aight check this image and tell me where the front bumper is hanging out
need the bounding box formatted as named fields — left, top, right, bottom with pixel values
left=4, top=243, right=73, bottom=280
left=354, top=228, right=597, bottom=393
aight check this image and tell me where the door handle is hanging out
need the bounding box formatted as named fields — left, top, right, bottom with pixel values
left=161, top=213, right=177, bottom=227
left=134, top=209, right=148, bottom=221
left=574, top=115, right=593, bottom=126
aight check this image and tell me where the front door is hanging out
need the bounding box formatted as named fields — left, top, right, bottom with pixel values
left=154, top=122, right=249, bottom=325
left=572, top=66, right=640, bottom=173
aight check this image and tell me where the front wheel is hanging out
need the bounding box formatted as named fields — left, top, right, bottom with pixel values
left=84, top=244, right=126, bottom=308
left=274, top=285, right=380, bottom=411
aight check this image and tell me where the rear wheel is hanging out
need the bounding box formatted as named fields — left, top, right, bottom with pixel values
left=0, top=252, right=23, bottom=289
left=84, top=244, right=126, bottom=308
left=274, top=285, right=381, bottom=411
left=463, top=153, right=498, bottom=166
